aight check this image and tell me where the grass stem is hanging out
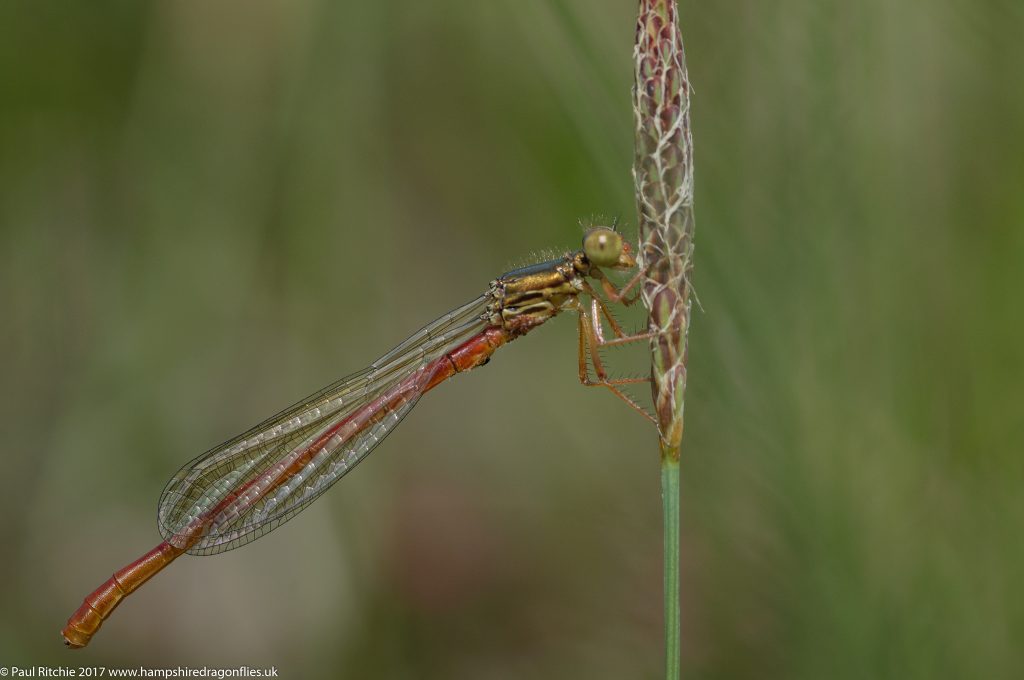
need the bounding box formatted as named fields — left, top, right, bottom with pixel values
left=661, top=449, right=681, bottom=679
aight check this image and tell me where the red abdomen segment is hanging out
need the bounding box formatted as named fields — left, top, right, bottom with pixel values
left=62, top=326, right=511, bottom=648
left=62, top=541, right=185, bottom=648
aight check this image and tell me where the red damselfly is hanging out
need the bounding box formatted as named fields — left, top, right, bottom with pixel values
left=62, top=226, right=652, bottom=648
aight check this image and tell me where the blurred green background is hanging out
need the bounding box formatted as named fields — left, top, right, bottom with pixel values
left=2, top=1, right=1021, bottom=678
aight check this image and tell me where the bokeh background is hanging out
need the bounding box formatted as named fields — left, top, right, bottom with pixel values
left=2, top=1, right=1021, bottom=678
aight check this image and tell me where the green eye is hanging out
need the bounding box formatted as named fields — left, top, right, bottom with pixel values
left=582, top=227, right=623, bottom=267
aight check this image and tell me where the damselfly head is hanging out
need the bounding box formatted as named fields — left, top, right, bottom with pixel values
left=582, top=226, right=636, bottom=270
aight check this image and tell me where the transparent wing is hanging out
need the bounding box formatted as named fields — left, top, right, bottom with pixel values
left=157, top=294, right=491, bottom=555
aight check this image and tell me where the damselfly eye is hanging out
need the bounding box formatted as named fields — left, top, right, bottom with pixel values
left=582, top=227, right=623, bottom=267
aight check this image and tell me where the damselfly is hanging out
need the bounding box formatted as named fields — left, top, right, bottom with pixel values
left=62, top=226, right=653, bottom=648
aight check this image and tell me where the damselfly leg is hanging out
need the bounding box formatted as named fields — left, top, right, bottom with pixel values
left=574, top=279, right=657, bottom=425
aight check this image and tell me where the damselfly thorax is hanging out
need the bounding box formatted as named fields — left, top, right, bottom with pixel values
left=490, top=229, right=637, bottom=336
